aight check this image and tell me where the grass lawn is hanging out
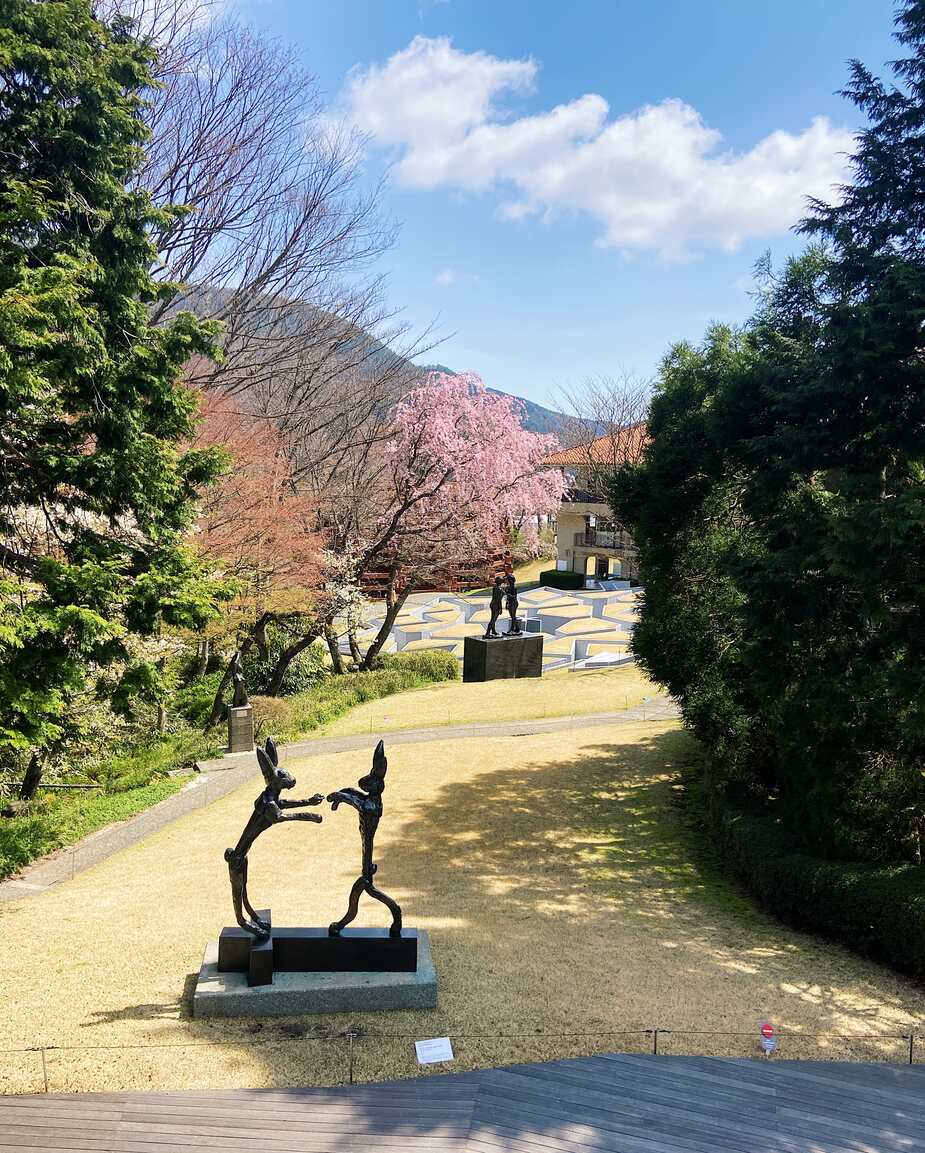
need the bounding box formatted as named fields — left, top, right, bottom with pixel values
left=2, top=717, right=922, bottom=1094
left=0, top=777, right=187, bottom=881
left=316, top=663, right=656, bottom=737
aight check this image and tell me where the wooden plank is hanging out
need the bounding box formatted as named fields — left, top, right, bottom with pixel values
left=4, top=1054, right=923, bottom=1153
left=470, top=1104, right=757, bottom=1153
left=473, top=1090, right=770, bottom=1150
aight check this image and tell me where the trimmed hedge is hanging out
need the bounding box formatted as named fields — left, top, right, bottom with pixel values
left=704, top=792, right=925, bottom=980
left=538, top=568, right=586, bottom=590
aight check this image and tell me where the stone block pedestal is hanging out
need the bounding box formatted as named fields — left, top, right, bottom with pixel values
left=463, top=634, right=543, bottom=681
left=192, top=926, right=438, bottom=1017
left=217, top=916, right=419, bottom=986
left=228, top=705, right=254, bottom=753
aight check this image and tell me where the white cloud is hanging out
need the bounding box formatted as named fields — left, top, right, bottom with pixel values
left=343, top=37, right=854, bottom=260
left=434, top=268, right=457, bottom=286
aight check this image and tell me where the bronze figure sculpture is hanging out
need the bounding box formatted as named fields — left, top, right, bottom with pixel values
left=484, top=575, right=505, bottom=637
left=505, top=573, right=522, bottom=635
left=327, top=739, right=403, bottom=938
left=231, top=650, right=249, bottom=708
left=223, top=736, right=324, bottom=940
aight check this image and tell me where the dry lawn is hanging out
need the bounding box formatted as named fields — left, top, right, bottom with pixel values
left=3, top=719, right=923, bottom=1094
left=318, top=664, right=655, bottom=737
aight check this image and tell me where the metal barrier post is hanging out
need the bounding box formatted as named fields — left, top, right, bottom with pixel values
left=909, top=1031, right=916, bottom=1065
left=346, top=1029, right=358, bottom=1085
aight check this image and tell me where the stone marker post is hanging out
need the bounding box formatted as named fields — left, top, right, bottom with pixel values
left=228, top=705, right=254, bottom=753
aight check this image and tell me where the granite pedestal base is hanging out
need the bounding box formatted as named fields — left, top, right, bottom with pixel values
left=192, top=928, right=437, bottom=1018
left=227, top=705, right=254, bottom=753
left=463, top=633, right=543, bottom=681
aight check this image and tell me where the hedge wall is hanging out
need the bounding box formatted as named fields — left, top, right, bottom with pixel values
left=538, top=569, right=586, bottom=590
left=705, top=793, right=925, bottom=981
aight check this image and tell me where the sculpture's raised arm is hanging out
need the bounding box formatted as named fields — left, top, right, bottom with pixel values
left=327, top=787, right=364, bottom=811
left=279, top=793, right=325, bottom=809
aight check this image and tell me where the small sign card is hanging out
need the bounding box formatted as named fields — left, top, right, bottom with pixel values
left=415, top=1037, right=454, bottom=1065
left=760, top=1022, right=777, bottom=1053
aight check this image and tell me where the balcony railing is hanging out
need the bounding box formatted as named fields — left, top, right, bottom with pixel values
left=573, top=530, right=638, bottom=553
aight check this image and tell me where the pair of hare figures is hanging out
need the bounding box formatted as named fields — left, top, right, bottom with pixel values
left=224, top=737, right=401, bottom=942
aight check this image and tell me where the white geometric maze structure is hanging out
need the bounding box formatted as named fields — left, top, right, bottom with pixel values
left=350, top=584, right=641, bottom=672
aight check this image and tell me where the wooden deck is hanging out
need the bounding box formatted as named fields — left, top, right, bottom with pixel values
left=2, top=1054, right=925, bottom=1151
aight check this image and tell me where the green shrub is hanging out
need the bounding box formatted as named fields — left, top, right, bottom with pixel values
left=253, top=649, right=459, bottom=743
left=92, top=730, right=220, bottom=792
left=538, top=568, right=585, bottom=590
left=245, top=634, right=329, bottom=696
left=379, top=649, right=459, bottom=681
left=173, top=670, right=223, bottom=727
left=251, top=695, right=297, bottom=743
left=0, top=777, right=184, bottom=881
left=700, top=787, right=925, bottom=980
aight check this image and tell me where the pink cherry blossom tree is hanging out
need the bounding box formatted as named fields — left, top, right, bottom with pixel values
left=350, top=372, right=565, bottom=668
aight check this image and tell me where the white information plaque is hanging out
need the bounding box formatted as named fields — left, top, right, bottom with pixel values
left=414, top=1037, right=454, bottom=1065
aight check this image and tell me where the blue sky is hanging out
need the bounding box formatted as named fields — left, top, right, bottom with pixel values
left=238, top=0, right=897, bottom=405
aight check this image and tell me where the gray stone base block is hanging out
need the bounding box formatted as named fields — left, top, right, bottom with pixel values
left=228, top=705, right=254, bottom=754
left=192, top=929, right=437, bottom=1017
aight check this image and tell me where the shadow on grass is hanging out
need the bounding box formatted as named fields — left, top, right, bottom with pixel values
left=64, top=726, right=922, bottom=1116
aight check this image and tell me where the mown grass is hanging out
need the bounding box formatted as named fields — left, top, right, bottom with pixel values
left=0, top=654, right=458, bottom=883
left=251, top=650, right=460, bottom=742
left=317, top=662, right=656, bottom=737
left=3, top=718, right=923, bottom=1094
left=0, top=727, right=223, bottom=882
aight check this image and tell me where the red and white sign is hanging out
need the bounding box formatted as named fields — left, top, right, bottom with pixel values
left=760, top=1022, right=777, bottom=1052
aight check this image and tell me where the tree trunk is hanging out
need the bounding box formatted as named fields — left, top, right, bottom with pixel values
left=253, top=616, right=270, bottom=662
left=194, top=636, right=210, bottom=677
left=206, top=653, right=238, bottom=731
left=264, top=633, right=319, bottom=697
left=204, top=614, right=271, bottom=731
left=324, top=623, right=345, bottom=674
left=20, top=752, right=43, bottom=801
left=156, top=651, right=167, bottom=733
left=360, top=581, right=412, bottom=670
left=348, top=627, right=362, bottom=666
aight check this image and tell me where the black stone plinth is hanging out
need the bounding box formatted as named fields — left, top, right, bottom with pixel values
left=463, top=633, right=543, bottom=682
left=217, top=916, right=420, bottom=987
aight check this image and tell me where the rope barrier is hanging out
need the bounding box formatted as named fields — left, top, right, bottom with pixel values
left=7, top=1024, right=915, bottom=1066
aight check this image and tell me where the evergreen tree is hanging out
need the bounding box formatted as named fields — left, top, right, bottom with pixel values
left=614, top=0, right=925, bottom=862
left=0, top=1, right=226, bottom=795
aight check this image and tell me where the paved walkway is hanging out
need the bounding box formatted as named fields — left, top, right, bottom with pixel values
left=3, top=1053, right=923, bottom=1151
left=0, top=695, right=678, bottom=902
left=199, top=694, right=680, bottom=770
left=0, top=765, right=255, bottom=903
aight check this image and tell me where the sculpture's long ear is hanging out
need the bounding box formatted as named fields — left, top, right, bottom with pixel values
left=256, top=745, right=277, bottom=786
left=265, top=735, right=279, bottom=767
left=371, top=739, right=387, bottom=780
